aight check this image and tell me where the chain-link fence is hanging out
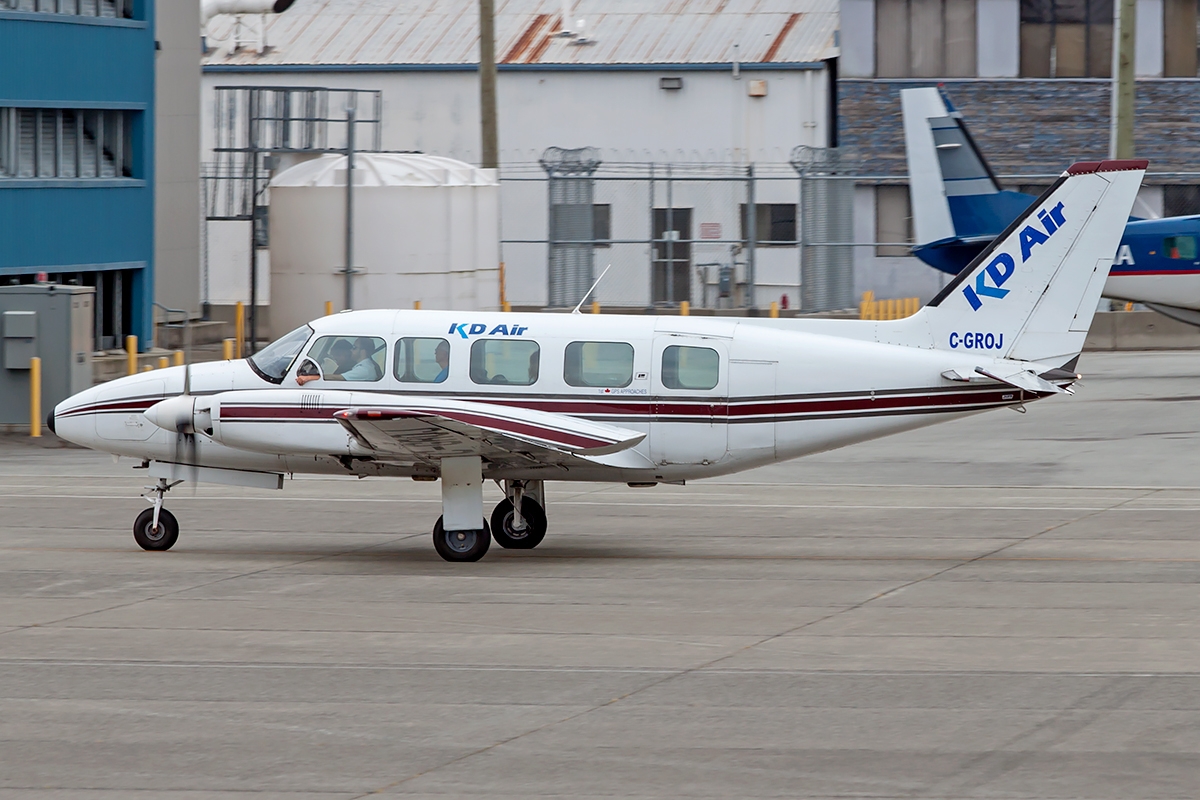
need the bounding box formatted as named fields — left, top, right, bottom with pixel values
left=501, top=150, right=1200, bottom=313
left=501, top=150, right=858, bottom=312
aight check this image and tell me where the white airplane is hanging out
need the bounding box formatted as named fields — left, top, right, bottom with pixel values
left=52, top=159, right=1145, bottom=561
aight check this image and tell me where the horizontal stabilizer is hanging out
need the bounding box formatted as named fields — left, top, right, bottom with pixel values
left=974, top=366, right=1068, bottom=395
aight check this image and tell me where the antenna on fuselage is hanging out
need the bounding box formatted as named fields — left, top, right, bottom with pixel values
left=571, top=264, right=611, bottom=314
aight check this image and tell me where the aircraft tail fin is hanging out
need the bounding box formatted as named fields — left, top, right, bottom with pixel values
left=901, top=87, right=1037, bottom=273
left=905, top=160, right=1147, bottom=366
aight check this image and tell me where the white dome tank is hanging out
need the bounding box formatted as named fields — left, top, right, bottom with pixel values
left=268, top=152, right=500, bottom=334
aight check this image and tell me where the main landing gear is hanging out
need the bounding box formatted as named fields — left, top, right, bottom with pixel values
left=134, top=478, right=181, bottom=551
left=490, top=480, right=547, bottom=550
left=432, top=457, right=547, bottom=562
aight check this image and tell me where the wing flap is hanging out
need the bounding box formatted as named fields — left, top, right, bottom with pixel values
left=334, top=398, right=646, bottom=467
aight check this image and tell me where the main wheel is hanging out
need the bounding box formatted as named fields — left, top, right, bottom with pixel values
left=490, top=497, right=547, bottom=550
left=432, top=516, right=491, bottom=562
left=133, top=507, right=179, bottom=551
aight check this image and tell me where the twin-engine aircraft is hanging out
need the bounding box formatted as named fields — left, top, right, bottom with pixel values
left=902, top=87, right=1200, bottom=326
left=52, top=160, right=1145, bottom=561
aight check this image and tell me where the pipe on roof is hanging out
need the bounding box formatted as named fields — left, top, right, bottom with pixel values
left=201, top=0, right=295, bottom=24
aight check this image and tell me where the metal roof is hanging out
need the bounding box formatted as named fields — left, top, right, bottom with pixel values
left=202, top=0, right=839, bottom=68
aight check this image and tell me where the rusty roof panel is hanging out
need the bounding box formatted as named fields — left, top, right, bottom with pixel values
left=203, top=0, right=838, bottom=66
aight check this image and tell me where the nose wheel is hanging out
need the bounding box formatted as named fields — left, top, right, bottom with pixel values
left=134, top=507, right=179, bottom=551
left=135, top=478, right=182, bottom=551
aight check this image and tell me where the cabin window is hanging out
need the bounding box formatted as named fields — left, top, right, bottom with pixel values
left=661, top=345, right=719, bottom=391
left=304, top=336, right=386, bottom=382
left=564, top=341, right=634, bottom=388
left=1164, top=235, right=1197, bottom=260
left=470, top=339, right=540, bottom=386
left=395, top=337, right=450, bottom=383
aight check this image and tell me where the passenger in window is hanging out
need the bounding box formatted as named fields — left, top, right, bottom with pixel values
left=434, top=340, right=450, bottom=383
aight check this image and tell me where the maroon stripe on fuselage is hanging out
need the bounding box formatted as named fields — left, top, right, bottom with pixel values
left=58, top=398, right=159, bottom=418
left=216, top=386, right=1033, bottom=429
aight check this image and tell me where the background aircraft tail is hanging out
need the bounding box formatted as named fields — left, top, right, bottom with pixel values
left=901, top=87, right=1037, bottom=274
left=899, top=160, right=1147, bottom=366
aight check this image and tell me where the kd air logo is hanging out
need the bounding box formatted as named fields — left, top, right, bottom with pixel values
left=448, top=322, right=529, bottom=339
left=963, top=202, right=1067, bottom=311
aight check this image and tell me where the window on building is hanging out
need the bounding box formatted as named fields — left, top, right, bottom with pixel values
left=1163, top=0, right=1200, bottom=76
left=593, top=203, right=611, bottom=248
left=395, top=337, right=450, bottom=383
left=661, top=345, right=719, bottom=391
left=1, top=0, right=135, bottom=18
left=1019, top=0, right=1113, bottom=77
left=875, top=185, right=913, bottom=257
left=875, top=0, right=977, bottom=78
left=0, top=108, right=134, bottom=179
left=1164, top=185, right=1200, bottom=217
left=470, top=339, right=540, bottom=386
left=739, top=203, right=798, bottom=245
left=564, top=341, right=634, bottom=388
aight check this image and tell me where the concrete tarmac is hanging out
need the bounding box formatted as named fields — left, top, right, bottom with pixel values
left=2, top=350, right=1200, bottom=798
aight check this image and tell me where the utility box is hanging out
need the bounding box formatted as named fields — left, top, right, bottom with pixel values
left=0, top=284, right=94, bottom=426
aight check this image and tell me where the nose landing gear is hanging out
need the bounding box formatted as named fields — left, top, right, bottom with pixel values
left=135, top=478, right=182, bottom=551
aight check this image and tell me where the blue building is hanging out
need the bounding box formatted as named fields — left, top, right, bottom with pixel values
left=0, top=0, right=155, bottom=350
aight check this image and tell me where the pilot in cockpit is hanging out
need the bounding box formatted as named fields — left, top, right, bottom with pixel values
left=296, top=337, right=382, bottom=384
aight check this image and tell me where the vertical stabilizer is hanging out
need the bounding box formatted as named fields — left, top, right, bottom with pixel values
left=911, top=160, right=1147, bottom=365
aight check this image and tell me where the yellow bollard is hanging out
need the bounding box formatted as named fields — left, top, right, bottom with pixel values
left=414, top=300, right=421, bottom=310
left=325, top=300, right=333, bottom=317
left=158, top=356, right=169, bottom=370
left=29, top=356, right=41, bottom=438
left=888, top=299, right=897, bottom=320
left=591, top=300, right=600, bottom=314
left=126, top=335, right=137, bottom=376
left=173, top=350, right=184, bottom=367
left=860, top=291, right=875, bottom=320
left=1125, top=301, right=1134, bottom=311
left=234, top=301, right=244, bottom=359
left=502, top=301, right=511, bottom=313
left=223, top=338, right=234, bottom=361
left=680, top=301, right=689, bottom=316
left=142, top=364, right=153, bottom=372
left=769, top=301, right=779, bottom=318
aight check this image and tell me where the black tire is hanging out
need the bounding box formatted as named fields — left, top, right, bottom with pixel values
left=133, top=507, right=179, bottom=551
left=432, top=516, right=491, bottom=562
left=490, top=497, right=547, bottom=550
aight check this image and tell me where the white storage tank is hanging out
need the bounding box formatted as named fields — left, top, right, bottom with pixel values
left=268, top=153, right=500, bottom=335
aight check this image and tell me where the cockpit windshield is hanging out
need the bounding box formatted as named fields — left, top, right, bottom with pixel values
left=247, top=325, right=312, bottom=384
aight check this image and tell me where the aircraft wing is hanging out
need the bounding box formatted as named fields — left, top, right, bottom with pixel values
left=332, top=399, right=646, bottom=469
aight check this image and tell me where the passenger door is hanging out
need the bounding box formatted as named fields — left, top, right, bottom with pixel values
left=649, top=335, right=728, bottom=466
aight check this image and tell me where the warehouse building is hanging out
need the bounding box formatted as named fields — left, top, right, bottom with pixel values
left=0, top=0, right=201, bottom=351
left=200, top=0, right=840, bottom=321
